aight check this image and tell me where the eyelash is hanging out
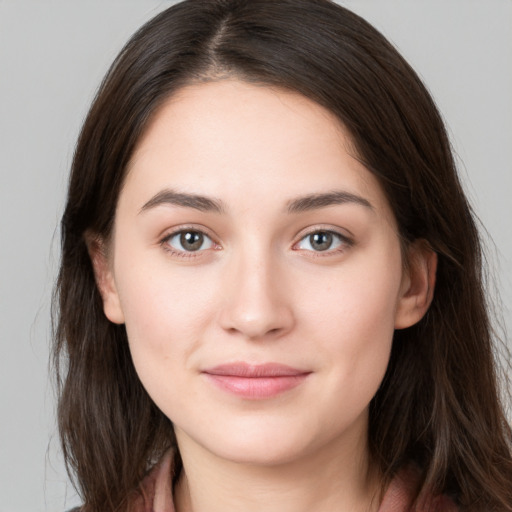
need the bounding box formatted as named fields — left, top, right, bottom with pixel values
left=159, top=227, right=354, bottom=259
left=160, top=226, right=219, bottom=259
left=293, top=228, right=354, bottom=257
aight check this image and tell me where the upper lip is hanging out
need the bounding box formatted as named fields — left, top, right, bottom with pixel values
left=202, top=362, right=310, bottom=378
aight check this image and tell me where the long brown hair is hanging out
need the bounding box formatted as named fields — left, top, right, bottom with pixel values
left=53, top=1, right=512, bottom=510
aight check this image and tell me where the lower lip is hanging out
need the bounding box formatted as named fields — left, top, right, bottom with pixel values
left=203, top=374, right=310, bottom=399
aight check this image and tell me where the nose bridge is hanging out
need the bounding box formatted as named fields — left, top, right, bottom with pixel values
left=219, top=241, right=294, bottom=339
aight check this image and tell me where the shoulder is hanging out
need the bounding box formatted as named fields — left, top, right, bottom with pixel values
left=378, top=465, right=459, bottom=512
left=425, top=494, right=459, bottom=511
left=66, top=450, right=176, bottom=512
left=127, top=449, right=176, bottom=512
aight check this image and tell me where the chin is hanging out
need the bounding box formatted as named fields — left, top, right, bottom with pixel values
left=175, top=413, right=345, bottom=468
left=205, top=435, right=314, bottom=467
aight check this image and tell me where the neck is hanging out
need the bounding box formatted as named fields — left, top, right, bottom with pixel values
left=173, top=424, right=381, bottom=512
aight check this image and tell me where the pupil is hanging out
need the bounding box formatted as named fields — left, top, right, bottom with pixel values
left=311, top=232, right=332, bottom=251
left=180, top=231, right=203, bottom=251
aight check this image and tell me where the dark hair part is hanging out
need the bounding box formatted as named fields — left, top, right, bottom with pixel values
left=53, top=0, right=512, bottom=510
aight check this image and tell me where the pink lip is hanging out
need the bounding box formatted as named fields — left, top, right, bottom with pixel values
left=202, top=363, right=311, bottom=399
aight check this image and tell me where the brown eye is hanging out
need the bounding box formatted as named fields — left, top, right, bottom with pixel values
left=180, top=231, right=204, bottom=251
left=165, top=230, right=215, bottom=253
left=296, top=230, right=350, bottom=253
left=309, top=232, right=333, bottom=251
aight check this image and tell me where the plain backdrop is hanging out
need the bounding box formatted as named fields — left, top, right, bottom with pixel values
left=0, top=1, right=511, bottom=511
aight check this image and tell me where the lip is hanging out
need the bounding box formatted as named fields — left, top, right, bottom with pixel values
left=202, top=362, right=311, bottom=399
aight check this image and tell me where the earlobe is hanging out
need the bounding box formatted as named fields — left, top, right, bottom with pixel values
left=85, top=233, right=125, bottom=325
left=395, top=240, right=437, bottom=330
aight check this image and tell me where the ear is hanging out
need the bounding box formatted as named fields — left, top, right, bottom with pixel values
left=395, top=240, right=437, bottom=330
left=85, top=232, right=125, bottom=324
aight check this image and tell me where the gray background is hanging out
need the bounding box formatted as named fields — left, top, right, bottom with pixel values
left=1, top=1, right=511, bottom=511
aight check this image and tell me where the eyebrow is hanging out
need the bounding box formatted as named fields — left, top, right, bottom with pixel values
left=286, top=190, right=374, bottom=213
left=139, top=188, right=373, bottom=215
left=139, top=189, right=225, bottom=214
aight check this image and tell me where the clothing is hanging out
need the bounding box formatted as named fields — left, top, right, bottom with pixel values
left=127, top=450, right=458, bottom=512
left=377, top=465, right=458, bottom=511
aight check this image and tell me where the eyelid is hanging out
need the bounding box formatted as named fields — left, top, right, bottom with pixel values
left=292, top=226, right=354, bottom=253
left=159, top=225, right=221, bottom=257
left=293, top=224, right=354, bottom=243
left=157, top=224, right=354, bottom=259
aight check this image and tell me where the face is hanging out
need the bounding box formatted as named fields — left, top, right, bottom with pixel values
left=92, top=80, right=433, bottom=467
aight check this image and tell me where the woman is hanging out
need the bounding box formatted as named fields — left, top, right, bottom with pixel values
left=54, top=0, right=512, bottom=511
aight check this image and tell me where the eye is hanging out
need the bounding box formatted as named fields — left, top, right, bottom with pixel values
left=295, top=230, right=351, bottom=253
left=163, top=229, right=216, bottom=253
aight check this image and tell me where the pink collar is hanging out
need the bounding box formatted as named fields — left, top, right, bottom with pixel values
left=130, top=451, right=457, bottom=512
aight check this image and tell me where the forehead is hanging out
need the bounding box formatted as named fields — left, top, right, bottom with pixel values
left=131, top=79, right=350, bottom=164
left=123, top=79, right=392, bottom=219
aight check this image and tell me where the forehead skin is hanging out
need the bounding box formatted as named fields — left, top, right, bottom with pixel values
left=123, top=79, right=398, bottom=236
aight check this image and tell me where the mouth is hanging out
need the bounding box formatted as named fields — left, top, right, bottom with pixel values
left=202, top=362, right=311, bottom=400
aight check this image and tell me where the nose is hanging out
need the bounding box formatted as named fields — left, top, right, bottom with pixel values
left=218, top=249, right=295, bottom=340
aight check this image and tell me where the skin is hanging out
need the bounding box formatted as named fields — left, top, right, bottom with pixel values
left=90, top=79, right=436, bottom=512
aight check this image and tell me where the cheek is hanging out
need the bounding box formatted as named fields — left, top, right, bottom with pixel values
left=115, top=266, right=220, bottom=421
left=113, top=253, right=219, bottom=378
left=300, top=250, right=402, bottom=343
left=297, top=248, right=402, bottom=399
